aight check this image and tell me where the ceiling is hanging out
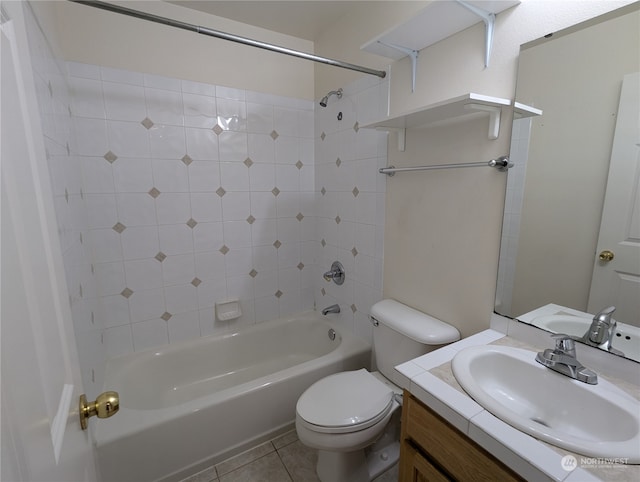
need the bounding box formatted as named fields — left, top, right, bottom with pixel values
left=166, top=1, right=380, bottom=41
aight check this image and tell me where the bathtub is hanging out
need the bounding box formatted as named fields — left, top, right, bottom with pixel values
left=94, top=311, right=371, bottom=482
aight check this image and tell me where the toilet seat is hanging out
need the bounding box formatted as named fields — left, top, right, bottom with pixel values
left=296, top=369, right=394, bottom=434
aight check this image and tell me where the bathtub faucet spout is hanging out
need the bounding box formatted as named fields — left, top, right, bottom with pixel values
left=322, top=304, right=340, bottom=316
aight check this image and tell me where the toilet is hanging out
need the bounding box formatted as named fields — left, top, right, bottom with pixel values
left=295, top=299, right=460, bottom=482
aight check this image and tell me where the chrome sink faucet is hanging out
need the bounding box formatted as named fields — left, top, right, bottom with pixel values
left=581, top=306, right=624, bottom=356
left=535, top=334, right=598, bottom=384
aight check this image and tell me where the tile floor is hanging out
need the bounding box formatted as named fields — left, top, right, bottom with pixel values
left=181, top=429, right=399, bottom=482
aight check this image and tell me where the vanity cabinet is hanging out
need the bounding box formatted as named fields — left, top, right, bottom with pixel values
left=399, top=391, right=523, bottom=481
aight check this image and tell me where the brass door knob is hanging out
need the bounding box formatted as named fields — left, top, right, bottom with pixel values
left=79, top=391, right=119, bottom=430
left=598, top=250, right=615, bottom=262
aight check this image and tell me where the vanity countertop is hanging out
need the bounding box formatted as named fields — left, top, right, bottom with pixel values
left=395, top=330, right=640, bottom=482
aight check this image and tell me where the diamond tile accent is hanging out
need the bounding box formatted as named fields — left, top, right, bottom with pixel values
left=351, top=304, right=357, bottom=314
left=336, top=157, right=342, bottom=167
left=213, top=124, right=224, bottom=135
left=295, top=160, right=303, bottom=170
left=273, top=240, right=282, bottom=249
left=219, top=245, right=229, bottom=255
left=249, top=269, right=258, bottom=278
left=296, top=212, right=304, bottom=222
left=155, top=251, right=167, bottom=262
left=352, top=187, right=360, bottom=197
left=191, top=277, right=202, bottom=287
left=161, top=312, right=172, bottom=321
left=181, top=154, right=193, bottom=166
left=321, top=187, right=326, bottom=196
left=353, top=121, right=360, bottom=132
left=297, top=262, right=304, bottom=271
left=321, top=238, right=326, bottom=247
left=148, top=187, right=161, bottom=198
left=104, top=151, right=118, bottom=163
left=335, top=216, right=341, bottom=225
left=112, top=222, right=126, bottom=233
left=275, top=290, right=283, bottom=298
left=216, top=187, right=226, bottom=197
left=120, top=287, right=133, bottom=299
left=320, top=132, right=326, bottom=141
left=141, top=117, right=154, bottom=129
left=351, top=247, right=358, bottom=257
left=186, top=218, right=198, bottom=229
left=321, top=288, right=326, bottom=296
left=271, top=187, right=280, bottom=197
left=270, top=130, right=279, bottom=140
left=244, top=157, right=254, bottom=168
left=246, top=215, right=256, bottom=225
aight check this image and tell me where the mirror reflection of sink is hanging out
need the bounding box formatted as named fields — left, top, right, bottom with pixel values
left=452, top=345, right=640, bottom=462
left=532, top=314, right=591, bottom=338
left=532, top=315, right=640, bottom=360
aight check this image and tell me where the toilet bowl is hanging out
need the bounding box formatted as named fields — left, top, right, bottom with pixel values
left=296, top=369, right=401, bottom=482
left=295, top=299, right=460, bottom=482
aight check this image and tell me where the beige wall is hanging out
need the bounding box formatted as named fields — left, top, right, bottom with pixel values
left=315, top=0, right=635, bottom=338
left=52, top=0, right=314, bottom=99
left=313, top=1, right=428, bottom=99
left=511, top=8, right=639, bottom=317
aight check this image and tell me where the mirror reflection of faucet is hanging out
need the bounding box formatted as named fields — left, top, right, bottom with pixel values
left=580, top=306, right=624, bottom=356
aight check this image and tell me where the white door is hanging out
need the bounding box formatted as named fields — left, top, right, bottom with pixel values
left=0, top=4, right=98, bottom=481
left=588, top=72, right=640, bottom=327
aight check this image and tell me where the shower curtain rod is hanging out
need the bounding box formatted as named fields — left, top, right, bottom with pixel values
left=68, top=0, right=387, bottom=79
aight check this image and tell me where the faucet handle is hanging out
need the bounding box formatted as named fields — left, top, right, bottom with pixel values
left=552, top=334, right=576, bottom=357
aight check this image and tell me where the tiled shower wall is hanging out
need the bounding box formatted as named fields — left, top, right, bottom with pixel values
left=21, top=4, right=107, bottom=396
left=23, top=2, right=388, bottom=398
left=313, top=78, right=388, bottom=345
left=67, top=61, right=317, bottom=361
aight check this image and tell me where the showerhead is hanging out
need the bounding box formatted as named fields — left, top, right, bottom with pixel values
left=319, top=88, right=343, bottom=107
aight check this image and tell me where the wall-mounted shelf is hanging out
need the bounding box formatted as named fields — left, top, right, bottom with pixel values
left=513, top=101, right=543, bottom=119
left=362, top=93, right=511, bottom=150
left=361, top=0, right=520, bottom=91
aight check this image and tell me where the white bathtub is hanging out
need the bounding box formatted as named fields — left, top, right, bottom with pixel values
left=94, top=311, right=371, bottom=482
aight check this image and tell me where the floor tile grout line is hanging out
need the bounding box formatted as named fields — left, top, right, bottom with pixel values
left=275, top=446, right=295, bottom=482
left=216, top=442, right=278, bottom=479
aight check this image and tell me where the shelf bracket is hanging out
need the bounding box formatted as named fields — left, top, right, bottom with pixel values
left=456, top=0, right=496, bottom=68
left=377, top=40, right=419, bottom=92
left=464, top=103, right=502, bottom=140
left=376, top=127, right=406, bottom=151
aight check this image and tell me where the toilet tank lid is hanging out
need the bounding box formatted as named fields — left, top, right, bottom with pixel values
left=371, top=299, right=460, bottom=345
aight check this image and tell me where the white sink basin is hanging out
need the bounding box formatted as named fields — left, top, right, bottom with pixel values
left=452, top=345, right=640, bottom=462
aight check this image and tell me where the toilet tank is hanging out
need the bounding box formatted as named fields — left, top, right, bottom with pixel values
left=371, top=300, right=460, bottom=386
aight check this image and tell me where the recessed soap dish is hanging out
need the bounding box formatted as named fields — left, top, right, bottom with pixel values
left=215, top=299, right=242, bottom=321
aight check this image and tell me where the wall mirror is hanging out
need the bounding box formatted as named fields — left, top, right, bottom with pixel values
left=495, top=3, right=640, bottom=362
